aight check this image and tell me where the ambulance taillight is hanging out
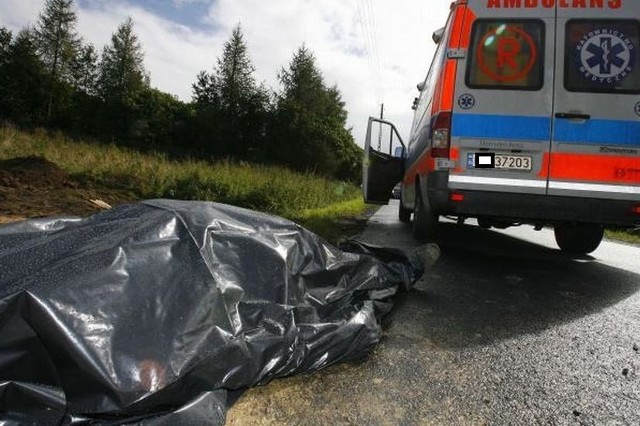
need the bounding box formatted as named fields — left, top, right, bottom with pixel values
left=431, top=112, right=451, bottom=158
left=632, top=204, right=640, bottom=216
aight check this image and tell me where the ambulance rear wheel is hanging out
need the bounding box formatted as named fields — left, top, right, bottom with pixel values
left=412, top=186, right=438, bottom=242
left=554, top=223, right=604, bottom=255
left=399, top=200, right=411, bottom=223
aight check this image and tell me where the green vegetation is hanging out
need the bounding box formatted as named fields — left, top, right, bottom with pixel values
left=605, top=228, right=640, bottom=245
left=0, top=126, right=368, bottom=240
left=0, top=1, right=362, bottom=182
left=0, top=0, right=368, bottom=239
left=291, top=198, right=370, bottom=242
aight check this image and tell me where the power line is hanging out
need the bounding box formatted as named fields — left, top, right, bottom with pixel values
left=357, top=0, right=383, bottom=104
left=365, top=0, right=383, bottom=102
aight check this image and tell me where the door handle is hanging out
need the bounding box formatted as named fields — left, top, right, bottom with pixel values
left=555, top=112, right=591, bottom=120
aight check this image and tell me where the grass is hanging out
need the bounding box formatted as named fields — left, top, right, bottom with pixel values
left=291, top=198, right=371, bottom=242
left=605, top=227, right=640, bottom=245
left=0, top=126, right=370, bottom=241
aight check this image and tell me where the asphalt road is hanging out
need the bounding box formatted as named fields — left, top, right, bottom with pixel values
left=227, top=201, right=640, bottom=425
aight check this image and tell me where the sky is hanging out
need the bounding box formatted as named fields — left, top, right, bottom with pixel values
left=0, top=0, right=453, bottom=146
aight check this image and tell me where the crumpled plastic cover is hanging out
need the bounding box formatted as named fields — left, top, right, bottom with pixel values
left=0, top=200, right=422, bottom=424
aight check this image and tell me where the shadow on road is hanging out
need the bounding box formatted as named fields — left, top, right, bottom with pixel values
left=389, top=222, right=640, bottom=348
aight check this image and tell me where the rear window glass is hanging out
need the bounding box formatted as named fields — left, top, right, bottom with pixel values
left=565, top=20, right=640, bottom=94
left=466, top=20, right=545, bottom=90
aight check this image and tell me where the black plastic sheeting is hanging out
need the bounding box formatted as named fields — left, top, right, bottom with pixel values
left=0, top=200, right=423, bottom=424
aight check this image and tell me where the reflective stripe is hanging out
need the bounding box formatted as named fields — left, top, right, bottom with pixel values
left=451, top=114, right=551, bottom=141
left=548, top=181, right=640, bottom=195
left=449, top=175, right=546, bottom=188
left=548, top=152, right=640, bottom=184
left=451, top=176, right=640, bottom=193
left=458, top=7, right=476, bottom=49
left=554, top=119, right=640, bottom=146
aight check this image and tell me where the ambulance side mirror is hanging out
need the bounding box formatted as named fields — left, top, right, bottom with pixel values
left=393, top=146, right=405, bottom=158
left=432, top=27, right=444, bottom=44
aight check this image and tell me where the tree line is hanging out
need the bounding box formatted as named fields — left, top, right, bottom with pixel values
left=0, top=0, right=362, bottom=181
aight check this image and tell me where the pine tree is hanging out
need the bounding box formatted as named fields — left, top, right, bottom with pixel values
left=0, top=27, right=11, bottom=61
left=270, top=45, right=360, bottom=179
left=191, top=24, right=268, bottom=159
left=98, top=17, right=148, bottom=102
left=97, top=17, right=149, bottom=138
left=71, top=43, right=98, bottom=96
left=0, top=29, right=48, bottom=126
left=215, top=25, right=256, bottom=112
left=34, top=0, right=80, bottom=120
left=192, top=70, right=218, bottom=107
left=0, top=27, right=13, bottom=119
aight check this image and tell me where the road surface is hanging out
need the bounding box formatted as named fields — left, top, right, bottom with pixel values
left=227, top=201, right=640, bottom=425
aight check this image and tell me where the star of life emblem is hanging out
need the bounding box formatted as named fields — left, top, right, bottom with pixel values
left=576, top=28, right=636, bottom=85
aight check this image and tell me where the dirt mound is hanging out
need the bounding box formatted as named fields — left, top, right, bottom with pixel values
left=0, top=156, right=74, bottom=188
left=0, top=156, right=136, bottom=221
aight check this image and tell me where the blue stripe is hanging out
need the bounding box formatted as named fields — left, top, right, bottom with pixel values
left=452, top=114, right=551, bottom=141
left=452, top=113, right=640, bottom=146
left=554, top=119, right=640, bottom=146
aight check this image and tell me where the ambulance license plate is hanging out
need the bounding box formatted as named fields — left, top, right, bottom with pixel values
left=495, top=155, right=532, bottom=171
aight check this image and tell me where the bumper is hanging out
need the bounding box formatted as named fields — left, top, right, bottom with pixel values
left=426, top=174, right=640, bottom=227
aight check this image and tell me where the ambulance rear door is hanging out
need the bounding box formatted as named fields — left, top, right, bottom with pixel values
left=549, top=2, right=640, bottom=201
left=448, top=2, right=556, bottom=195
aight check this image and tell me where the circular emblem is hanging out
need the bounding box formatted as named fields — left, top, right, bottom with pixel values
left=458, top=93, right=476, bottom=110
left=635, top=101, right=640, bottom=117
left=477, top=26, right=538, bottom=82
left=576, top=28, right=636, bottom=86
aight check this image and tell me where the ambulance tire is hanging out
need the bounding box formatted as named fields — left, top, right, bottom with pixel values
left=399, top=200, right=411, bottom=223
left=412, top=185, right=438, bottom=242
left=553, top=223, right=604, bottom=255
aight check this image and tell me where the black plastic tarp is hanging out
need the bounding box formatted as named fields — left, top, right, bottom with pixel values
left=0, top=200, right=422, bottom=424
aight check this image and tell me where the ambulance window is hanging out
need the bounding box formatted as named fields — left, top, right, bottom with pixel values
left=466, top=20, right=544, bottom=90
left=564, top=20, right=640, bottom=94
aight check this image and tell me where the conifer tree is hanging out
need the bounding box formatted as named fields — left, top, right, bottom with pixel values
left=0, top=30, right=48, bottom=125
left=98, top=17, right=148, bottom=102
left=98, top=17, right=149, bottom=138
left=191, top=24, right=268, bottom=159
left=270, top=45, right=360, bottom=179
left=34, top=0, right=80, bottom=120
left=71, top=43, right=98, bottom=96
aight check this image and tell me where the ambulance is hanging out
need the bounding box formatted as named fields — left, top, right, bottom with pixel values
left=363, top=0, right=640, bottom=254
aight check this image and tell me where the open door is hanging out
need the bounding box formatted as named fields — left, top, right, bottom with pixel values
left=362, top=117, right=405, bottom=204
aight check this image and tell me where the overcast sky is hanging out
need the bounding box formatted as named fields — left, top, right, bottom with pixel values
left=0, top=0, right=452, bottom=146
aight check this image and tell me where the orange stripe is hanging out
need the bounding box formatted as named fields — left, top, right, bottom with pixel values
left=408, top=3, right=469, bottom=185
left=548, top=153, right=640, bottom=184
left=440, top=61, right=457, bottom=112
left=432, top=3, right=466, bottom=116
left=448, top=4, right=466, bottom=49
left=404, top=153, right=428, bottom=185
left=537, top=152, right=550, bottom=178
left=459, top=7, right=476, bottom=49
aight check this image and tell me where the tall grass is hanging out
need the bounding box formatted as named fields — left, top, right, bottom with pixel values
left=0, top=126, right=362, bottom=219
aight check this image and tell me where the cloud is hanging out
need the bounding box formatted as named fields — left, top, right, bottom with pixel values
left=203, top=0, right=451, bottom=144
left=0, top=0, right=452, bottom=146
left=173, top=0, right=212, bottom=7
left=0, top=0, right=42, bottom=31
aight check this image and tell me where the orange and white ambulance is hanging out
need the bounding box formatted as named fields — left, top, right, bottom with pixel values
left=363, top=0, right=640, bottom=254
